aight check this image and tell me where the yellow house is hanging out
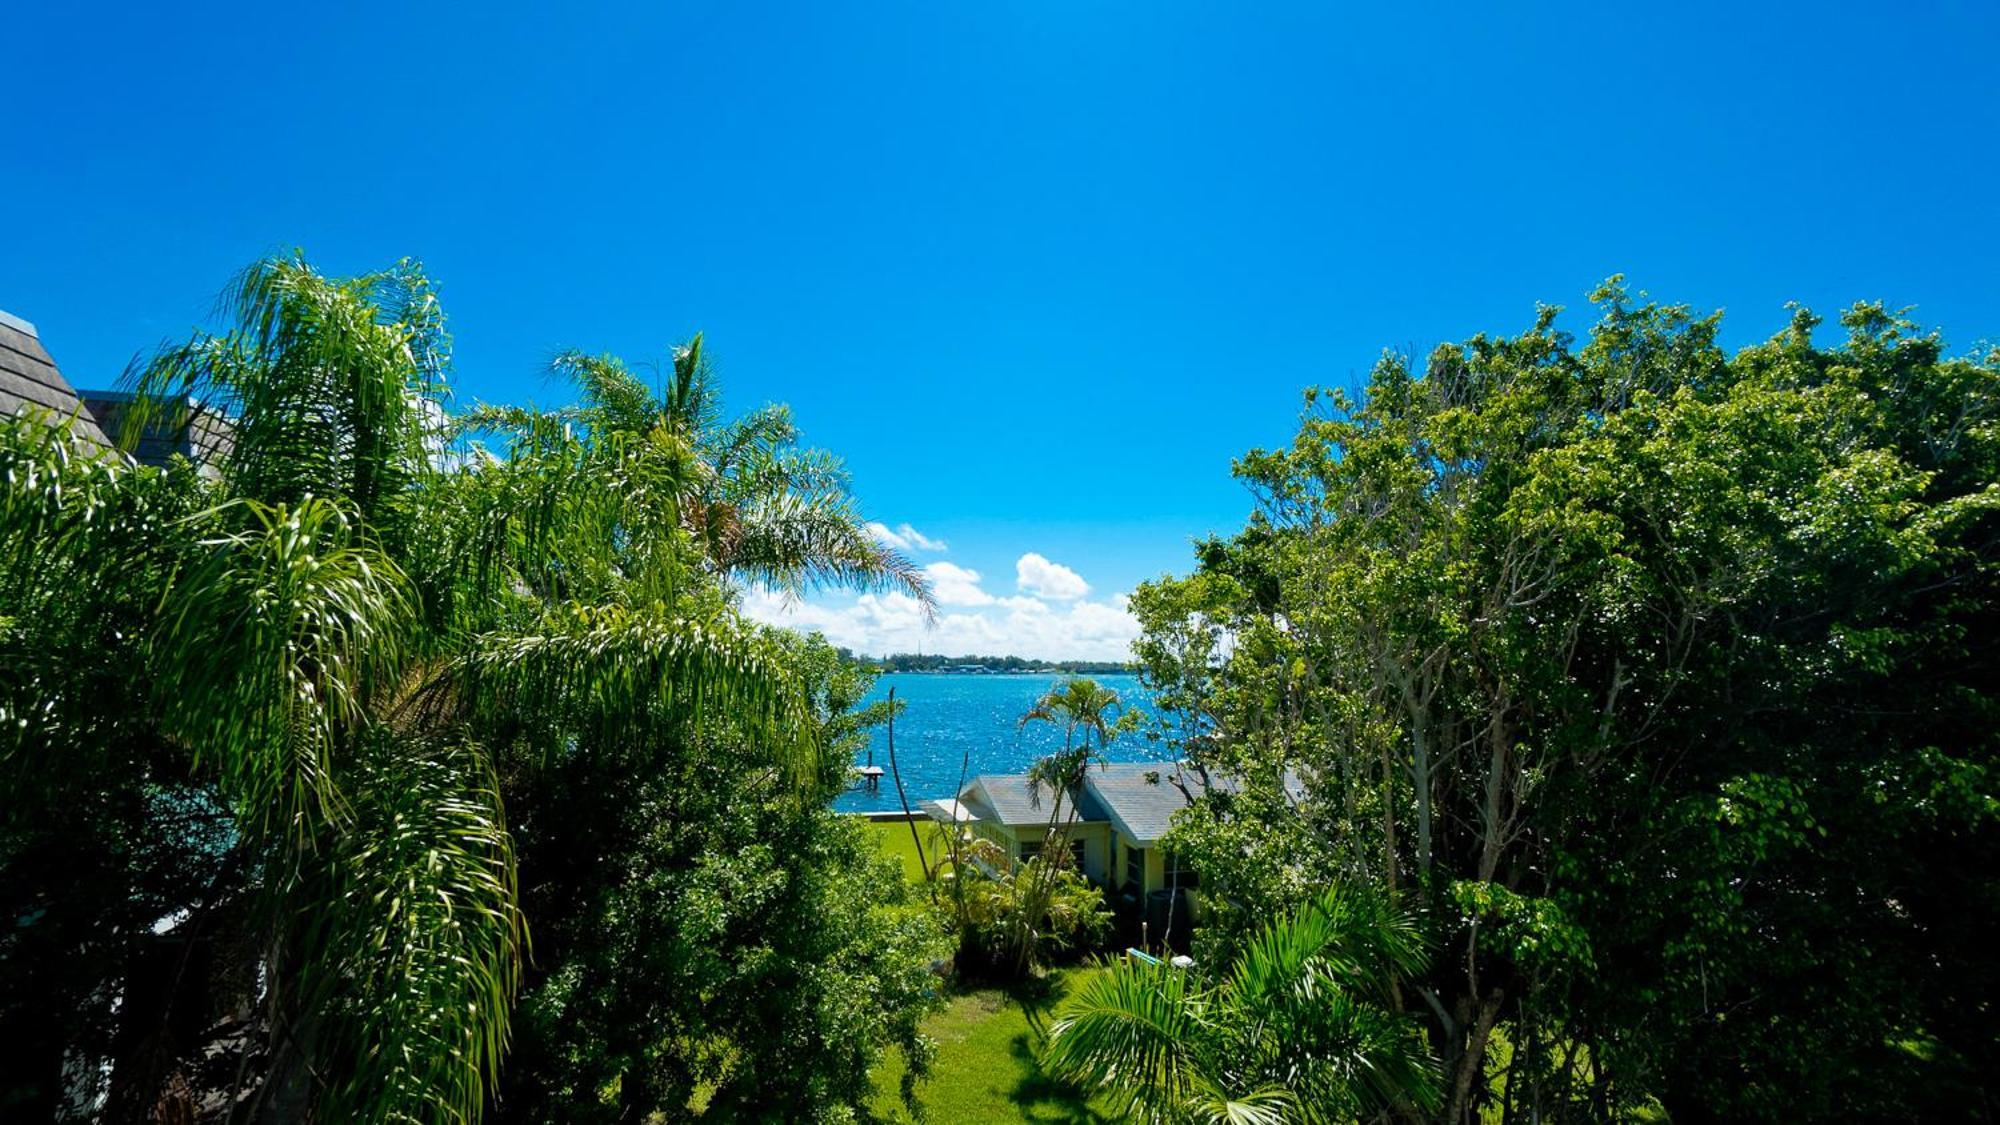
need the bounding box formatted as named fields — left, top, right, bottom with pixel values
left=924, top=762, right=1299, bottom=898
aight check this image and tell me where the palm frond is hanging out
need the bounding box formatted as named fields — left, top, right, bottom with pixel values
left=1047, top=887, right=1440, bottom=1123
left=450, top=401, right=586, bottom=442
left=302, top=731, right=523, bottom=1125
left=1180, top=1082, right=1297, bottom=1125
left=125, top=253, right=447, bottom=523
left=1227, top=886, right=1425, bottom=1012
left=708, top=402, right=800, bottom=481
left=0, top=410, right=199, bottom=778
left=448, top=602, right=819, bottom=788
left=547, top=349, right=659, bottom=435
left=718, top=489, right=934, bottom=611
left=149, top=496, right=415, bottom=837
left=1041, top=959, right=1207, bottom=1124
left=664, top=332, right=724, bottom=439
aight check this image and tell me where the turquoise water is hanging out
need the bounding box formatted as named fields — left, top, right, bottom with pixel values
left=832, top=672, right=1163, bottom=813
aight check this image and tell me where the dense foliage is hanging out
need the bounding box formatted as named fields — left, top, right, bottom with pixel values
left=1131, top=283, right=2000, bottom=1121
left=11, top=259, right=1997, bottom=1123
left=0, top=255, right=940, bottom=1123
left=497, top=631, right=949, bottom=1123
left=1044, top=888, right=1437, bottom=1124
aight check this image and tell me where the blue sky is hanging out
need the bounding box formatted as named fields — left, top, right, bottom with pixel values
left=4, top=2, right=1996, bottom=658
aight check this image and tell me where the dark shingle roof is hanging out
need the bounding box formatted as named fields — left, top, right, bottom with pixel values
left=0, top=309, right=110, bottom=447
left=81, top=390, right=234, bottom=469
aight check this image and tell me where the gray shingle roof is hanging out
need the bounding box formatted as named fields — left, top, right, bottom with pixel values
left=960, top=761, right=1311, bottom=845
left=0, top=310, right=110, bottom=447
left=1082, top=762, right=1204, bottom=845
left=967, top=774, right=1072, bottom=828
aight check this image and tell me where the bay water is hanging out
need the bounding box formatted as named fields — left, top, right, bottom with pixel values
left=831, top=672, right=1163, bottom=813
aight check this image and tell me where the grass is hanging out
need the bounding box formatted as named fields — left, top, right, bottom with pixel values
left=860, top=817, right=1115, bottom=1123
left=866, top=969, right=1114, bottom=1124
left=864, top=817, right=953, bottom=882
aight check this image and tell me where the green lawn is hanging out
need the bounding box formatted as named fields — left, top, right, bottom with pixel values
left=860, top=817, right=1116, bottom=1123
left=866, top=970, right=1114, bottom=1124
left=864, top=817, right=949, bottom=882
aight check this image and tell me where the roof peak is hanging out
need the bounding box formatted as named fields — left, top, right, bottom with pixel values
left=0, top=309, right=38, bottom=337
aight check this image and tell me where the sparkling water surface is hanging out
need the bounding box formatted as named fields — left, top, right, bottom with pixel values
left=832, top=672, right=1161, bottom=813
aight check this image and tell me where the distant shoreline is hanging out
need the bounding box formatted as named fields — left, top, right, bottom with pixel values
left=856, top=655, right=1137, bottom=676
left=878, top=668, right=1139, bottom=676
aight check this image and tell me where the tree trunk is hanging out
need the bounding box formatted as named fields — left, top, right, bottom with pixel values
left=1445, top=991, right=1503, bottom=1124
left=1410, top=721, right=1434, bottom=889
left=1477, top=703, right=1510, bottom=884
left=1380, top=741, right=1400, bottom=895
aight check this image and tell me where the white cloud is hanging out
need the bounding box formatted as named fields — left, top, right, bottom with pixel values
left=867, top=521, right=948, bottom=553
left=900, top=524, right=948, bottom=552
left=741, top=542, right=1137, bottom=661
left=741, top=586, right=1140, bottom=663
left=1015, top=552, right=1090, bottom=600
left=924, top=561, right=994, bottom=607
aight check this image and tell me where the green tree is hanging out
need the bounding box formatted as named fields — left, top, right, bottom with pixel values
left=459, top=335, right=931, bottom=605
left=495, top=630, right=949, bottom=1123
left=1131, top=282, right=2000, bottom=1120
left=1042, top=887, right=1438, bottom=1124
left=0, top=253, right=933, bottom=1123
left=0, top=415, right=220, bottom=1120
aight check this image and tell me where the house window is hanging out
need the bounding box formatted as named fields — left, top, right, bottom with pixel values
left=1164, top=850, right=1199, bottom=890
left=1022, top=838, right=1085, bottom=870
left=1125, top=846, right=1145, bottom=889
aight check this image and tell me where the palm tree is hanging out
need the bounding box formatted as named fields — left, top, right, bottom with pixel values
left=459, top=334, right=934, bottom=610
left=1005, top=677, right=1129, bottom=975
left=2, top=253, right=819, bottom=1123
left=0, top=410, right=210, bottom=1119
left=1041, top=887, right=1440, bottom=1124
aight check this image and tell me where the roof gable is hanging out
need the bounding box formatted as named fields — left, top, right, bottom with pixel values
left=0, top=312, right=111, bottom=447
left=963, top=774, right=1072, bottom=828
left=1082, top=762, right=1203, bottom=845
